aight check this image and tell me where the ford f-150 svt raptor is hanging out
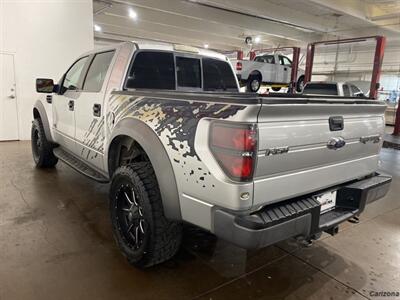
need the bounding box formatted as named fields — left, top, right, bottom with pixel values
left=32, top=41, right=391, bottom=268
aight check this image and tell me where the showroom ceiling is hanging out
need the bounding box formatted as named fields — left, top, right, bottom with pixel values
left=93, top=0, right=400, bottom=51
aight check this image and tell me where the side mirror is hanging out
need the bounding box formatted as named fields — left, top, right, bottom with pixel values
left=36, top=78, right=54, bottom=93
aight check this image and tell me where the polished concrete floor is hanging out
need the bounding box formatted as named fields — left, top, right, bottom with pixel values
left=0, top=141, right=399, bottom=300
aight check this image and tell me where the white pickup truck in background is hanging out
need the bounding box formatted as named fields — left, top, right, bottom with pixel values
left=232, top=53, right=305, bottom=92
left=302, top=82, right=365, bottom=97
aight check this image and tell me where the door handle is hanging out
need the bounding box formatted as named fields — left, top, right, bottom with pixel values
left=68, top=100, right=74, bottom=111
left=93, top=104, right=101, bottom=117
left=8, top=95, right=15, bottom=99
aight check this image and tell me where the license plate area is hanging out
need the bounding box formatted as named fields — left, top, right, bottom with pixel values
left=314, top=190, right=337, bottom=213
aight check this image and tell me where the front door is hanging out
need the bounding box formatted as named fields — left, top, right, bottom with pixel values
left=0, top=53, right=18, bottom=141
left=74, top=50, right=115, bottom=171
left=52, top=56, right=89, bottom=153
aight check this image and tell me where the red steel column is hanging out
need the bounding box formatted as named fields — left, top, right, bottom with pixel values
left=237, top=50, right=244, bottom=60
left=394, top=104, right=400, bottom=136
left=249, top=50, right=256, bottom=61
left=304, top=43, right=315, bottom=84
left=369, top=36, right=386, bottom=100
left=289, top=47, right=300, bottom=94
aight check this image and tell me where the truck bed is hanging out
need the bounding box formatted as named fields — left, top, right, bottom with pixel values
left=114, top=89, right=386, bottom=209
left=117, top=89, right=381, bottom=105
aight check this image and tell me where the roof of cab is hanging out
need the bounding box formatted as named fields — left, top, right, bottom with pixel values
left=83, top=41, right=228, bottom=61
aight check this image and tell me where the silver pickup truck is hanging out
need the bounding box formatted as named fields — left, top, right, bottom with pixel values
left=33, top=41, right=391, bottom=268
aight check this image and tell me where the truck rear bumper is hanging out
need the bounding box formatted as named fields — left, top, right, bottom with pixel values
left=213, top=173, right=392, bottom=249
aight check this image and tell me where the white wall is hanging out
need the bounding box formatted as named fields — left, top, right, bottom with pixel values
left=0, top=0, right=94, bottom=140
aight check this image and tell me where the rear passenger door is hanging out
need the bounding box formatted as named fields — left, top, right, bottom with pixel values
left=74, top=50, right=115, bottom=170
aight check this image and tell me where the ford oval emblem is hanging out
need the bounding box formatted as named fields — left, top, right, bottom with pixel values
left=327, top=137, right=346, bottom=150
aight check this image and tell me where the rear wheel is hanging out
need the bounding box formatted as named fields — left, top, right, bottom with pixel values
left=109, top=163, right=182, bottom=268
left=247, top=75, right=261, bottom=92
left=31, top=118, right=58, bottom=168
left=296, top=76, right=305, bottom=92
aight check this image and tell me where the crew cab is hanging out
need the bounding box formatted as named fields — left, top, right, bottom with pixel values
left=32, top=41, right=391, bottom=268
left=302, top=81, right=365, bottom=97
left=232, top=53, right=305, bottom=92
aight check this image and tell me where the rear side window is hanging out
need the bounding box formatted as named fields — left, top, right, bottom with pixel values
left=83, top=51, right=115, bottom=92
left=203, top=58, right=237, bottom=91
left=255, top=55, right=274, bottom=63
left=126, top=51, right=175, bottom=90
left=176, top=57, right=201, bottom=88
left=303, top=83, right=338, bottom=95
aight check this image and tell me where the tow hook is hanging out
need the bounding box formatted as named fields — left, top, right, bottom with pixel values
left=297, top=232, right=322, bottom=247
left=325, top=226, right=339, bottom=236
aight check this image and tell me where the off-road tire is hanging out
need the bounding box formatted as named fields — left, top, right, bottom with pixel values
left=109, top=163, right=182, bottom=268
left=31, top=118, right=58, bottom=168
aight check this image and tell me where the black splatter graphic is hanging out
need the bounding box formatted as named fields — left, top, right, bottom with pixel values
left=121, top=97, right=246, bottom=160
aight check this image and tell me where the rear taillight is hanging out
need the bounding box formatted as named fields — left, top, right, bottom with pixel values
left=236, top=62, right=242, bottom=71
left=210, top=123, right=257, bottom=181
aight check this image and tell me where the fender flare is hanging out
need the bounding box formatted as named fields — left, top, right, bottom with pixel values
left=249, top=70, right=262, bottom=81
left=33, top=100, right=53, bottom=143
left=106, top=117, right=182, bottom=221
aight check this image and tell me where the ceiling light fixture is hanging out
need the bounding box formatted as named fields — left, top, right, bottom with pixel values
left=94, top=24, right=102, bottom=32
left=254, top=36, right=261, bottom=44
left=129, top=8, right=138, bottom=20
left=204, top=44, right=209, bottom=49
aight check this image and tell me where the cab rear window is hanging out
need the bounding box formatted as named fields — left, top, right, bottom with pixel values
left=125, top=51, right=237, bottom=91
left=176, top=57, right=201, bottom=88
left=203, top=58, right=237, bottom=91
left=125, top=51, right=175, bottom=90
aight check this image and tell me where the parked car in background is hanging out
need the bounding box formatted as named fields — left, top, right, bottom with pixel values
left=385, top=103, right=398, bottom=125
left=232, top=53, right=305, bottom=92
left=302, top=82, right=365, bottom=97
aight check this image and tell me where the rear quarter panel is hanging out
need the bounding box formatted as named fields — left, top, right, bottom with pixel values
left=105, top=93, right=261, bottom=228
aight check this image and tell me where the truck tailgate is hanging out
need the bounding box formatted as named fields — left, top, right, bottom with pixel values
left=253, top=98, right=386, bottom=207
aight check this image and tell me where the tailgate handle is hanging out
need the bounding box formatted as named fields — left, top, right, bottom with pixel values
left=329, top=116, right=344, bottom=131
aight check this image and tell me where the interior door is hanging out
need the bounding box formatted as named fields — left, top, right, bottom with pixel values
left=75, top=50, right=115, bottom=171
left=52, top=56, right=89, bottom=152
left=0, top=53, right=18, bottom=141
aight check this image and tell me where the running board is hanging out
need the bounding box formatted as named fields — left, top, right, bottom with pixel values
left=53, top=148, right=109, bottom=183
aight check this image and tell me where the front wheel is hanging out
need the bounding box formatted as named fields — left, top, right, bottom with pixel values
left=109, top=163, right=182, bottom=268
left=31, top=119, right=58, bottom=168
left=296, top=76, right=305, bottom=92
